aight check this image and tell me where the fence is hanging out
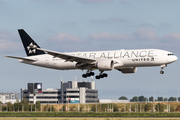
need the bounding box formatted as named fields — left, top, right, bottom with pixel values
left=0, top=102, right=180, bottom=113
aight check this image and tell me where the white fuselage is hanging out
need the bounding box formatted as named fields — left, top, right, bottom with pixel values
left=19, top=49, right=177, bottom=71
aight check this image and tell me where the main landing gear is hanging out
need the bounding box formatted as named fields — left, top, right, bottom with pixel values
left=82, top=72, right=95, bottom=78
left=95, top=71, right=108, bottom=79
left=82, top=71, right=108, bottom=79
left=160, top=64, right=167, bottom=74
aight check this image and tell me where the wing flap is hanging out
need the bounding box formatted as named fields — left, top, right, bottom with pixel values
left=5, top=56, right=36, bottom=62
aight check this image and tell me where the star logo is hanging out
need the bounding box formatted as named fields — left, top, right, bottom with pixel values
left=27, top=43, right=37, bottom=54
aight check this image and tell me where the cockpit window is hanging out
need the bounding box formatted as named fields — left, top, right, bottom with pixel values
left=167, top=53, right=174, bottom=56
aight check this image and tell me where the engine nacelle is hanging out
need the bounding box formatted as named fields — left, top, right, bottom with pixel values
left=119, top=67, right=137, bottom=73
left=96, top=59, right=114, bottom=71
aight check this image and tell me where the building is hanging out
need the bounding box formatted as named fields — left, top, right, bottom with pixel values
left=61, top=81, right=98, bottom=104
left=0, top=92, right=19, bottom=100
left=0, top=93, right=20, bottom=104
left=21, top=80, right=98, bottom=104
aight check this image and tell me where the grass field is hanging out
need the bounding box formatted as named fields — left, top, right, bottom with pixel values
left=1, top=117, right=180, bottom=120
left=2, top=112, right=180, bottom=117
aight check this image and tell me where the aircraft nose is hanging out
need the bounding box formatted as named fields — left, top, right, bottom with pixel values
left=171, top=55, right=178, bottom=62
left=167, top=55, right=178, bottom=63
left=175, top=55, right=178, bottom=61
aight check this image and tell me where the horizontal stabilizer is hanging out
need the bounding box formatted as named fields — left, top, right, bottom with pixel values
left=5, top=56, right=36, bottom=62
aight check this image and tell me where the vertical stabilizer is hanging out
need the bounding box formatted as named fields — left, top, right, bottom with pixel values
left=18, top=29, right=46, bottom=56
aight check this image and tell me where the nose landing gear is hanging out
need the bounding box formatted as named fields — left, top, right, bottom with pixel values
left=160, top=64, right=167, bottom=74
left=160, top=70, right=164, bottom=74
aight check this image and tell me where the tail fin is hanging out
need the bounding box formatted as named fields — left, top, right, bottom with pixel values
left=18, top=29, right=46, bottom=56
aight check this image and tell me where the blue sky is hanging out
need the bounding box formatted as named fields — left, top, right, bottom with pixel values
left=1, top=0, right=180, bottom=100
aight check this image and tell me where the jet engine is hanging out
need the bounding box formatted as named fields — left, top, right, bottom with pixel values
left=96, top=59, right=114, bottom=71
left=119, top=67, right=137, bottom=73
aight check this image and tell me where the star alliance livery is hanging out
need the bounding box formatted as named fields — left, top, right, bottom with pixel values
left=6, top=29, right=178, bottom=79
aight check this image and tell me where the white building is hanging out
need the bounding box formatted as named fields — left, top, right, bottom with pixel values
left=21, top=81, right=98, bottom=104
left=0, top=94, right=20, bottom=104
left=0, top=92, right=19, bottom=100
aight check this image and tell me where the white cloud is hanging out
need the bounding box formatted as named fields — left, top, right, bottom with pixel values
left=0, top=40, right=21, bottom=52
left=133, top=28, right=159, bottom=40
left=89, top=28, right=159, bottom=42
left=0, top=30, right=21, bottom=52
left=162, top=32, right=180, bottom=41
left=48, top=28, right=180, bottom=52
left=48, top=33, right=86, bottom=51
left=88, top=28, right=180, bottom=51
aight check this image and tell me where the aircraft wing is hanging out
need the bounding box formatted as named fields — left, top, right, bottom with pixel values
left=5, top=56, right=37, bottom=62
left=37, top=48, right=96, bottom=64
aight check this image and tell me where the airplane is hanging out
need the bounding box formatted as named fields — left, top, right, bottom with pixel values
left=6, top=29, right=178, bottom=79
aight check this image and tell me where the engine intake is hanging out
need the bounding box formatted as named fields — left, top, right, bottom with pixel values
left=96, top=59, right=114, bottom=71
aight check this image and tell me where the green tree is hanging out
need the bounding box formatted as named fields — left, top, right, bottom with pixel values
left=36, top=101, right=41, bottom=111
left=139, top=96, right=147, bottom=102
left=145, top=103, right=153, bottom=112
left=14, top=103, right=20, bottom=111
left=164, top=98, right=168, bottom=101
left=14, top=99, right=21, bottom=111
left=157, top=97, right=163, bottom=101
left=130, top=96, right=138, bottom=102
left=119, top=96, right=128, bottom=100
left=2, top=105, right=6, bottom=111
left=149, top=96, right=154, bottom=102
left=178, top=97, right=180, bottom=101
left=168, top=97, right=177, bottom=101
left=6, top=102, right=13, bottom=111
left=155, top=103, right=164, bottom=112
left=21, top=95, right=29, bottom=111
